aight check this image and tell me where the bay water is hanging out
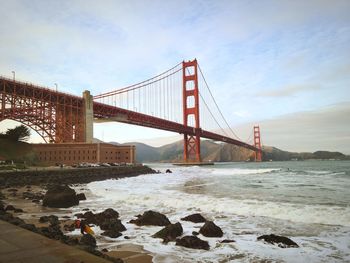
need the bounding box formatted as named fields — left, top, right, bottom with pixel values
left=73, top=161, right=350, bottom=262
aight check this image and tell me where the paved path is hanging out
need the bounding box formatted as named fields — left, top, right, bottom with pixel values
left=0, top=220, right=111, bottom=263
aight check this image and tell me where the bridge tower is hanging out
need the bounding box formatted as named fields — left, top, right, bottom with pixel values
left=182, top=59, right=201, bottom=163
left=253, top=125, right=262, bottom=162
left=83, top=90, right=93, bottom=143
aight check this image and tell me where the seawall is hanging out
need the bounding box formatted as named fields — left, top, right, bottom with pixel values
left=0, top=165, right=156, bottom=188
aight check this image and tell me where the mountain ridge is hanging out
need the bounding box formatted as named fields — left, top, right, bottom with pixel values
left=105, top=140, right=350, bottom=163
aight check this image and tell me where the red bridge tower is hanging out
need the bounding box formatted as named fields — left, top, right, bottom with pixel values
left=253, top=125, right=262, bottom=162
left=182, top=59, right=201, bottom=163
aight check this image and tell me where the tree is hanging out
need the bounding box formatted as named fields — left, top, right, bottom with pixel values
left=5, top=125, right=31, bottom=142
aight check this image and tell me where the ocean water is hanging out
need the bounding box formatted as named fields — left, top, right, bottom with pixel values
left=74, top=161, right=350, bottom=262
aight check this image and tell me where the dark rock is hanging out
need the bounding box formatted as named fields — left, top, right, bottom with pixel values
left=0, top=212, right=14, bottom=221
left=5, top=205, right=16, bottom=211
left=39, top=215, right=60, bottom=226
left=176, top=236, right=210, bottom=250
left=62, top=216, right=70, bottom=219
left=42, top=185, right=79, bottom=208
left=165, top=169, right=172, bottom=173
left=22, top=192, right=44, bottom=200
left=7, top=188, right=18, bottom=192
left=21, top=223, right=38, bottom=232
left=80, top=234, right=96, bottom=247
left=9, top=217, right=25, bottom=226
left=192, top=231, right=199, bottom=236
left=100, top=218, right=126, bottom=232
left=199, top=221, right=223, bottom=237
left=129, top=210, right=171, bottom=226
left=74, top=213, right=84, bottom=218
left=124, top=236, right=130, bottom=239
left=257, top=234, right=299, bottom=248
left=82, top=211, right=96, bottom=224
left=97, top=208, right=119, bottom=219
left=64, top=223, right=76, bottom=232
left=101, top=230, right=122, bottom=238
left=39, top=215, right=49, bottom=223
left=38, top=225, right=64, bottom=240
left=77, top=193, right=86, bottom=201
left=82, top=208, right=89, bottom=211
left=102, top=248, right=109, bottom=252
left=153, top=222, right=183, bottom=242
left=14, top=208, right=24, bottom=213
left=181, top=213, right=207, bottom=223
left=62, top=237, right=79, bottom=246
left=32, top=199, right=40, bottom=203
left=220, top=239, right=235, bottom=243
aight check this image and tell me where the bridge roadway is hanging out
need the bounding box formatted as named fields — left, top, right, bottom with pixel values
left=0, top=76, right=259, bottom=153
left=94, top=102, right=259, bottom=152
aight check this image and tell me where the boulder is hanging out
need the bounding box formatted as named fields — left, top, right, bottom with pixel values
left=9, top=217, right=25, bottom=226
left=77, top=193, right=86, bottom=201
left=22, top=192, right=44, bottom=200
left=257, top=234, right=299, bottom=248
left=39, top=215, right=60, bottom=226
left=43, top=185, right=79, bottom=208
left=5, top=205, right=16, bottom=211
left=176, top=236, right=210, bottom=250
left=80, top=234, right=97, bottom=247
left=199, top=221, right=223, bottom=237
left=38, top=225, right=64, bottom=240
left=153, top=222, right=183, bottom=242
left=220, top=239, right=235, bottom=243
left=129, top=210, right=171, bottom=226
left=75, top=208, right=124, bottom=227
left=82, top=211, right=96, bottom=224
left=21, top=223, right=38, bottom=232
left=64, top=223, right=76, bottom=232
left=100, top=218, right=126, bottom=232
left=165, top=169, right=172, bottom=173
left=192, top=231, right=199, bottom=236
left=181, top=213, right=206, bottom=223
left=101, top=230, right=122, bottom=238
left=97, top=208, right=119, bottom=220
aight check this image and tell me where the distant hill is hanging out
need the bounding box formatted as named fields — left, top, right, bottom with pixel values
left=108, top=139, right=350, bottom=163
left=2, top=137, right=347, bottom=164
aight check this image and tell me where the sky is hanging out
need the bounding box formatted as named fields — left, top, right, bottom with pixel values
left=0, top=0, right=350, bottom=153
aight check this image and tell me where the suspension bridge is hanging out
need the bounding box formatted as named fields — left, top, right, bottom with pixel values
left=0, top=59, right=262, bottom=163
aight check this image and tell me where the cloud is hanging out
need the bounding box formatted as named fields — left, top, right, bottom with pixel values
left=232, top=102, right=350, bottom=154
left=257, top=84, right=321, bottom=97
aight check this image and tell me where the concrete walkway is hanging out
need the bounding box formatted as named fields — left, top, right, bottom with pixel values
left=0, top=220, right=111, bottom=263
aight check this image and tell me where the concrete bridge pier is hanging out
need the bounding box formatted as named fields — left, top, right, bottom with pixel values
left=83, top=90, right=93, bottom=143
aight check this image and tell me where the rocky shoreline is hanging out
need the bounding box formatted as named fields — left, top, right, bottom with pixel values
left=0, top=166, right=300, bottom=262
left=0, top=165, right=156, bottom=188
left=0, top=165, right=157, bottom=263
